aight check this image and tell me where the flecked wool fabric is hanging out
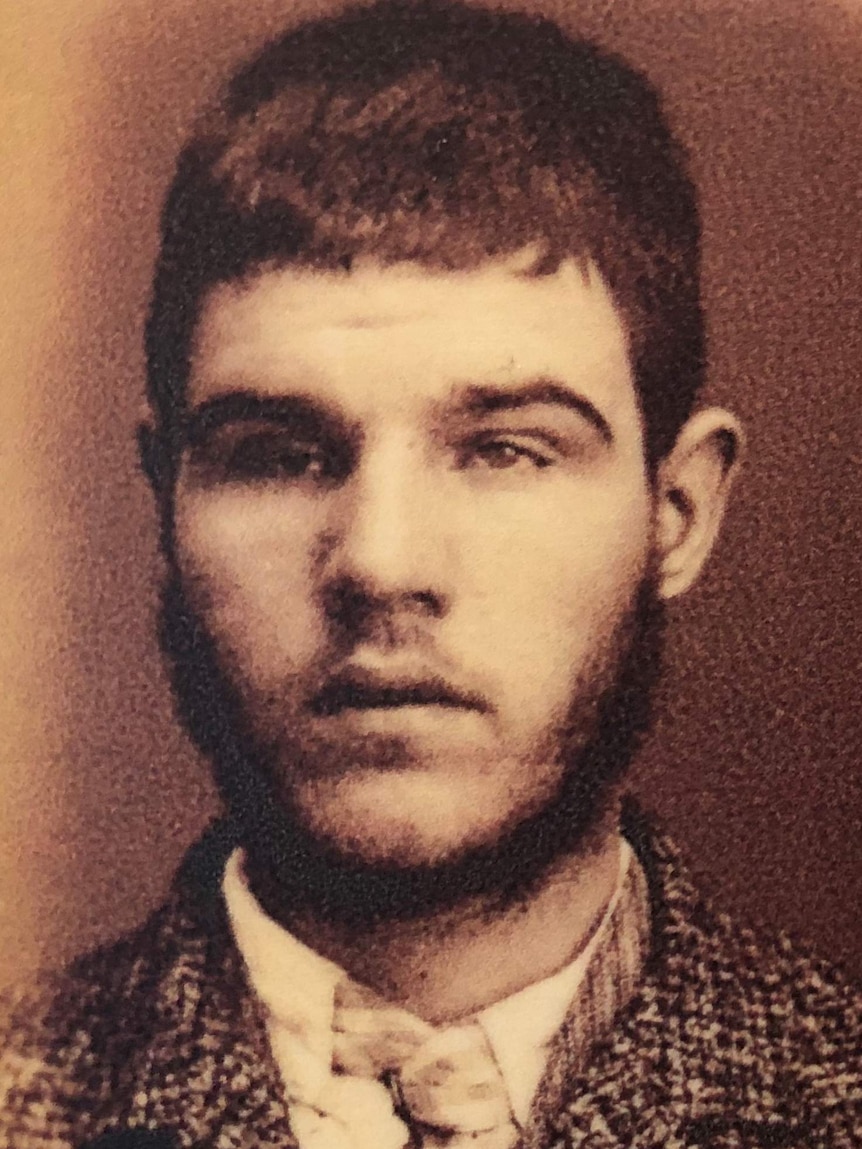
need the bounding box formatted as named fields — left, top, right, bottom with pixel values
left=1, top=807, right=860, bottom=1149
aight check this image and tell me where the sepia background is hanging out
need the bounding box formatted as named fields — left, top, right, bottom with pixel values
left=1, top=0, right=860, bottom=989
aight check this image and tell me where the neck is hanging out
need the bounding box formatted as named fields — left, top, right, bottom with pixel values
left=245, top=810, right=624, bottom=1025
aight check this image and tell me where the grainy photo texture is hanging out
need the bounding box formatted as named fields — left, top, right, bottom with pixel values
left=1, top=1, right=860, bottom=1146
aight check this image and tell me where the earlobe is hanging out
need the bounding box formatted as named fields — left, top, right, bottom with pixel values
left=655, top=408, right=744, bottom=600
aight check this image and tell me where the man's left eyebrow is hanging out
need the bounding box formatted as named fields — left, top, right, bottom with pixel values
left=450, top=379, right=613, bottom=444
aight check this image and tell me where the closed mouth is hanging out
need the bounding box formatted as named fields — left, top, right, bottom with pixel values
left=310, top=672, right=486, bottom=717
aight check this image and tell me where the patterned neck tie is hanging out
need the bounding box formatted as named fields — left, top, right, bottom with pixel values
left=331, top=980, right=520, bottom=1149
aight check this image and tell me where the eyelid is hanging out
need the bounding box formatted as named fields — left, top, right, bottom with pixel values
left=473, top=424, right=562, bottom=440
left=182, top=419, right=356, bottom=487
left=204, top=421, right=319, bottom=444
left=185, top=418, right=347, bottom=471
left=180, top=393, right=356, bottom=453
left=186, top=416, right=308, bottom=446
left=461, top=426, right=575, bottom=455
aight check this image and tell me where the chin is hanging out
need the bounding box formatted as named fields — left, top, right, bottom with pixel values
left=161, top=568, right=665, bottom=922
left=287, top=764, right=562, bottom=870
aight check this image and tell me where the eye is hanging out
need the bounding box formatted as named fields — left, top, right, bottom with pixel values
left=458, top=435, right=555, bottom=472
left=228, top=433, right=334, bottom=481
left=192, top=428, right=349, bottom=486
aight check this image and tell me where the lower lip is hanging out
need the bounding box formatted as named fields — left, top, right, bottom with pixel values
left=320, top=703, right=482, bottom=733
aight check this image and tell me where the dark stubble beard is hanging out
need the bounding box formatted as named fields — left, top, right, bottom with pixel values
left=159, top=566, right=665, bottom=928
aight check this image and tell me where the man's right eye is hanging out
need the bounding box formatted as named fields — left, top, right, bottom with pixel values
left=191, top=430, right=343, bottom=485
left=228, top=434, right=326, bottom=480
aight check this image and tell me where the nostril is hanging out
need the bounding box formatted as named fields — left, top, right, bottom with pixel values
left=320, top=576, right=447, bottom=642
left=321, top=576, right=376, bottom=632
left=414, top=589, right=445, bottom=619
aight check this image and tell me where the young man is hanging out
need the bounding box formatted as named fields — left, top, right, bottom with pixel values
left=2, top=1, right=859, bottom=1146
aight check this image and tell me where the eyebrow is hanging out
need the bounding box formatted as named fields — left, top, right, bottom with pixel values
left=180, top=392, right=346, bottom=447
left=180, top=378, right=614, bottom=447
left=450, top=379, right=613, bottom=444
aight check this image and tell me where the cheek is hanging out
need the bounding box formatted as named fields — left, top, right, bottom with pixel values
left=455, top=481, right=652, bottom=689
left=173, top=493, right=323, bottom=675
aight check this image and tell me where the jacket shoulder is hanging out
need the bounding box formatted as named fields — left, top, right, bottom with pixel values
left=639, top=823, right=861, bottom=1067
left=544, top=816, right=862, bottom=1149
left=635, top=840, right=862, bottom=1146
left=705, top=908, right=862, bottom=1071
left=0, top=897, right=207, bottom=1145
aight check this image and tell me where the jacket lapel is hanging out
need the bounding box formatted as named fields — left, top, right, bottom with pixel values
left=523, top=810, right=812, bottom=1148
left=92, top=826, right=298, bottom=1148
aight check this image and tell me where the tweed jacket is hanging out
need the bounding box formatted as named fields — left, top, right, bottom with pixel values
left=2, top=810, right=860, bottom=1149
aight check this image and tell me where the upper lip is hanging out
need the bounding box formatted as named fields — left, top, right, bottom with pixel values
left=309, top=664, right=488, bottom=716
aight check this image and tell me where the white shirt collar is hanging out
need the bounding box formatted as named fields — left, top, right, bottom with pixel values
left=223, top=839, right=632, bottom=1126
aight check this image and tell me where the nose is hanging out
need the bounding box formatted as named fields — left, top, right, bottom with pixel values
left=319, top=436, right=452, bottom=630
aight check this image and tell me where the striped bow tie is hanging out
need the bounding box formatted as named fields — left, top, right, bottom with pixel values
left=332, top=980, right=520, bottom=1148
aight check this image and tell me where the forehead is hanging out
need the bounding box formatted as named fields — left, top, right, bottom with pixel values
left=188, top=253, right=636, bottom=419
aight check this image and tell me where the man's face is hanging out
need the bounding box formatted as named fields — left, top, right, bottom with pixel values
left=171, top=254, right=655, bottom=872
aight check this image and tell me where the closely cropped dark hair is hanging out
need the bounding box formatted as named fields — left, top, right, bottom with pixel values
left=145, top=0, right=705, bottom=474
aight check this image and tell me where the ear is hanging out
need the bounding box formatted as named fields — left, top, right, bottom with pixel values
left=654, top=408, right=744, bottom=600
